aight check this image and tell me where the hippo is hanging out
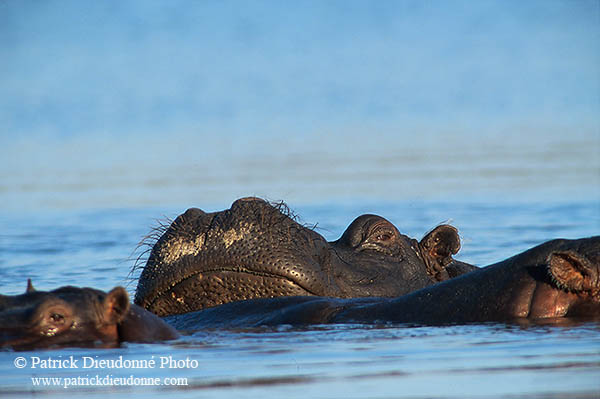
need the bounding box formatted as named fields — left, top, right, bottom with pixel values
left=164, top=236, right=600, bottom=329
left=134, top=197, right=477, bottom=316
left=0, top=280, right=179, bottom=350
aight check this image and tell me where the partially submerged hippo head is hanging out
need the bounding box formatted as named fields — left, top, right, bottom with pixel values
left=1, top=281, right=178, bottom=350
left=134, top=197, right=475, bottom=316
left=516, top=238, right=600, bottom=319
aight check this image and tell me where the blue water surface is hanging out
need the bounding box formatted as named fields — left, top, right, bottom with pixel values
left=1, top=1, right=599, bottom=397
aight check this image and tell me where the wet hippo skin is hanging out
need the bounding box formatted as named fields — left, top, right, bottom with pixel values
left=0, top=281, right=179, bottom=350
left=135, top=197, right=477, bottom=316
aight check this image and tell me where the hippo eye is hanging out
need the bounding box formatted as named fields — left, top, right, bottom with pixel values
left=376, top=233, right=393, bottom=242
left=49, top=313, right=65, bottom=324
left=360, top=226, right=400, bottom=254
left=369, top=228, right=396, bottom=245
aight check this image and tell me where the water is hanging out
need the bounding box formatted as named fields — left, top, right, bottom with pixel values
left=1, top=1, right=599, bottom=396
left=1, top=201, right=599, bottom=398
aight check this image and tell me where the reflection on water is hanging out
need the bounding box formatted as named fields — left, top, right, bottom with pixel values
left=0, top=201, right=599, bottom=398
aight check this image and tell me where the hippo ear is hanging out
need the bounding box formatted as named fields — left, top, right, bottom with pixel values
left=103, top=287, right=131, bottom=324
left=420, top=225, right=461, bottom=278
left=26, top=279, right=36, bottom=293
left=547, top=251, right=598, bottom=292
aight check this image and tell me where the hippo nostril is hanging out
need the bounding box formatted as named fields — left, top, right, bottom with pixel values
left=172, top=208, right=208, bottom=231
left=182, top=208, right=206, bottom=219
left=230, top=197, right=268, bottom=212
left=238, top=197, right=263, bottom=202
left=231, top=197, right=265, bottom=206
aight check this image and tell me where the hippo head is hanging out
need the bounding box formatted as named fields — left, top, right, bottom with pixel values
left=134, top=197, right=471, bottom=316
left=542, top=241, right=600, bottom=318
left=504, top=237, right=600, bottom=320
left=0, top=281, right=130, bottom=350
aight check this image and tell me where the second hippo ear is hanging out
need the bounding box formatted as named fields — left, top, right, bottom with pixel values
left=547, top=251, right=598, bottom=292
left=420, top=225, right=461, bottom=274
left=103, top=287, right=131, bottom=324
